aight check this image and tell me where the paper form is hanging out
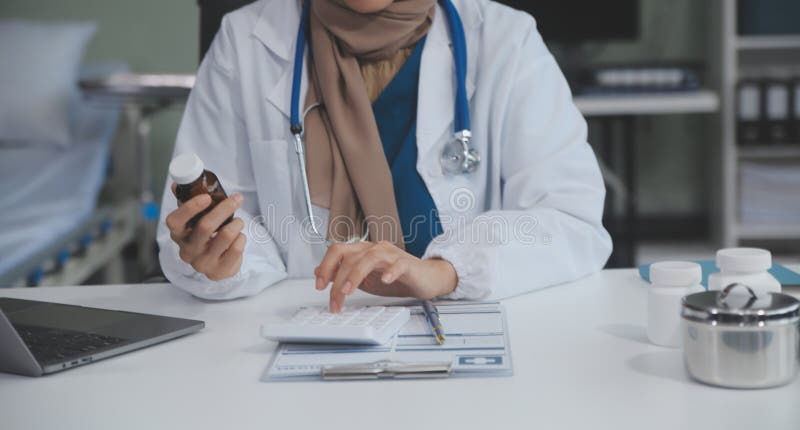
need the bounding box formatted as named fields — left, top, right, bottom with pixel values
left=261, top=302, right=512, bottom=381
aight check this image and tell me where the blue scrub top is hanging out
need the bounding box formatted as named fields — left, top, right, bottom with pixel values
left=372, top=38, right=443, bottom=258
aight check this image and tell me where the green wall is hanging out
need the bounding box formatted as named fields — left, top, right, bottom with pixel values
left=1, top=0, right=710, bottom=217
left=588, top=0, right=711, bottom=217
left=547, top=0, right=710, bottom=216
left=0, top=0, right=199, bottom=201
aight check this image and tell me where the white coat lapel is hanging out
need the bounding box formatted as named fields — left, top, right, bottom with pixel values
left=416, top=1, right=481, bottom=164
left=252, top=0, right=307, bottom=121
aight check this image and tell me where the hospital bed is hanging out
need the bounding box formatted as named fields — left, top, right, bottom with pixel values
left=0, top=66, right=138, bottom=288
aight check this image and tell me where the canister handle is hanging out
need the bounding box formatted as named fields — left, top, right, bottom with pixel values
left=718, top=283, right=759, bottom=309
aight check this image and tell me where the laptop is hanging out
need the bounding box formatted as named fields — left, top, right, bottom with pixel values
left=0, top=298, right=204, bottom=377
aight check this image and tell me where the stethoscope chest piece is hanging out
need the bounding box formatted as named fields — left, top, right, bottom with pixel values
left=440, top=130, right=480, bottom=175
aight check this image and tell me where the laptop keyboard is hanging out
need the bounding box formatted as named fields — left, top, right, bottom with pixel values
left=14, top=324, right=127, bottom=365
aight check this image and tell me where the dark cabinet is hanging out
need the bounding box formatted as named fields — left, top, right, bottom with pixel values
left=197, top=0, right=256, bottom=62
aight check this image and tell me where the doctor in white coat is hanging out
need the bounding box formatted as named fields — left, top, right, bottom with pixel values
left=157, top=0, right=612, bottom=311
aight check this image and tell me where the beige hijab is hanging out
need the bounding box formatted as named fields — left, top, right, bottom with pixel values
left=304, top=0, right=436, bottom=245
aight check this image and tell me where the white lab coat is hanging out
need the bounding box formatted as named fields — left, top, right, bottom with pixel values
left=157, top=0, right=612, bottom=301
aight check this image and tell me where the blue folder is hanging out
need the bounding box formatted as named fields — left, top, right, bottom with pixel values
left=638, top=260, right=800, bottom=288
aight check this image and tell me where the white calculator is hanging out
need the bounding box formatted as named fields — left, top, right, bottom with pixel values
left=260, top=306, right=410, bottom=345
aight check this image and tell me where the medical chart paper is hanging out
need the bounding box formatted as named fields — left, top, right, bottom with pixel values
left=261, top=302, right=513, bottom=381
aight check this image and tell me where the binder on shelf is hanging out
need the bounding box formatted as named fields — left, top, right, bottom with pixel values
left=737, top=80, right=763, bottom=144
left=765, top=79, right=791, bottom=144
left=575, top=65, right=701, bottom=95
left=792, top=79, right=800, bottom=143
left=740, top=161, right=800, bottom=224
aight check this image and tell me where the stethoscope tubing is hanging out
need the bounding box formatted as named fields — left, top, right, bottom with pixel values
left=441, top=0, right=470, bottom=133
left=288, top=0, right=474, bottom=243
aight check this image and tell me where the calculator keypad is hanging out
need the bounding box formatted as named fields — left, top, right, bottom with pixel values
left=291, top=306, right=400, bottom=329
left=262, top=305, right=410, bottom=345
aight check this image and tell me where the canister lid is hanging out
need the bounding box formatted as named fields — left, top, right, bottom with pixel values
left=716, top=247, right=771, bottom=272
left=682, top=283, right=800, bottom=326
left=169, top=153, right=204, bottom=185
left=650, top=261, right=702, bottom=287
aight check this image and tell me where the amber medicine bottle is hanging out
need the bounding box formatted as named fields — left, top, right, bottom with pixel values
left=169, top=153, right=232, bottom=228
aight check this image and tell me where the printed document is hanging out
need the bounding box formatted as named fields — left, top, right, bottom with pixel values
left=262, top=302, right=512, bottom=381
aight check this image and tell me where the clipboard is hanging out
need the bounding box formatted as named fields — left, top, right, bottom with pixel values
left=321, top=360, right=453, bottom=380
left=260, top=302, right=513, bottom=382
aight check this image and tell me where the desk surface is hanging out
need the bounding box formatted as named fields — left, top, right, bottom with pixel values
left=1, top=269, right=798, bottom=430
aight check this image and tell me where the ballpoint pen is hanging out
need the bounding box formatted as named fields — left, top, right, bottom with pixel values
left=421, top=300, right=446, bottom=345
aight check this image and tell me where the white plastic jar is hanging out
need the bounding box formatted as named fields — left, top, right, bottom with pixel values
left=707, top=248, right=780, bottom=294
left=647, top=261, right=704, bottom=348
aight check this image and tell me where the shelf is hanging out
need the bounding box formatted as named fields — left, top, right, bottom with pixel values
left=636, top=241, right=717, bottom=266
left=736, top=35, right=800, bottom=50
left=574, top=90, right=720, bottom=117
left=736, top=223, right=800, bottom=240
left=738, top=145, right=800, bottom=159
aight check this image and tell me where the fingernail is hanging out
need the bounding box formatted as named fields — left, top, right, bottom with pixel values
left=343, top=281, right=353, bottom=295
left=381, top=273, right=392, bottom=283
left=330, top=301, right=340, bottom=313
left=315, top=277, right=324, bottom=290
left=232, top=194, right=243, bottom=204
left=199, top=194, right=212, bottom=205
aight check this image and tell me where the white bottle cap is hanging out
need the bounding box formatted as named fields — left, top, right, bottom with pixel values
left=649, top=261, right=702, bottom=287
left=169, top=153, right=204, bottom=185
left=716, top=248, right=772, bottom=273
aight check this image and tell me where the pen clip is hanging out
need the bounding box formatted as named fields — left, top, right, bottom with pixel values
left=422, top=300, right=446, bottom=345
left=321, top=360, right=452, bottom=381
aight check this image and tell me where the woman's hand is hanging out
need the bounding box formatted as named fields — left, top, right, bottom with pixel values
left=165, top=186, right=246, bottom=281
left=314, top=241, right=458, bottom=313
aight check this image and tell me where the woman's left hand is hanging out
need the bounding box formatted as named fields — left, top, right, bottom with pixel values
left=314, top=241, right=458, bottom=313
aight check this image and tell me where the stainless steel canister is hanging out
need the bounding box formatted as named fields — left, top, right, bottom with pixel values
left=681, top=283, right=800, bottom=388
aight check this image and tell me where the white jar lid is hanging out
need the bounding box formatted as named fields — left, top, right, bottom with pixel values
left=716, top=248, right=772, bottom=273
left=650, top=261, right=702, bottom=287
left=169, top=153, right=204, bottom=185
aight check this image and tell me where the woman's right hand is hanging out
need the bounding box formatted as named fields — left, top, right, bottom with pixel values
left=165, top=188, right=246, bottom=281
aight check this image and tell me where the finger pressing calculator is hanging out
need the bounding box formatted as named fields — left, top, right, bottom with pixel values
left=260, top=306, right=410, bottom=345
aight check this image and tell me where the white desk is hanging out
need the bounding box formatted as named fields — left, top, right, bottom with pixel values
left=1, top=269, right=798, bottom=430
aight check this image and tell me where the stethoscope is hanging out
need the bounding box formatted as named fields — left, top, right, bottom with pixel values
left=289, top=0, right=479, bottom=243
